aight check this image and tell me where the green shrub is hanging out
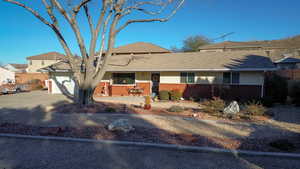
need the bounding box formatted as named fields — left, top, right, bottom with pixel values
left=243, top=101, right=266, bottom=116
left=202, top=97, right=225, bottom=115
left=264, top=74, right=288, bottom=104
left=159, top=90, right=170, bottom=100
left=28, top=79, right=42, bottom=84
left=170, top=89, right=183, bottom=101
left=168, top=105, right=184, bottom=112
left=269, top=139, right=295, bottom=152
left=290, top=82, right=300, bottom=106
left=105, top=107, right=116, bottom=113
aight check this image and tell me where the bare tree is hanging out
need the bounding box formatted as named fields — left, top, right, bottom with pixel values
left=4, top=0, right=185, bottom=105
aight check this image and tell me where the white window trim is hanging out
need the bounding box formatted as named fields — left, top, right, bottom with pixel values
left=180, top=72, right=196, bottom=84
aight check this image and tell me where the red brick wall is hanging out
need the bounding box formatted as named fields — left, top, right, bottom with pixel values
left=94, top=82, right=151, bottom=97
left=15, top=73, right=49, bottom=85
left=159, top=83, right=262, bottom=101
left=93, top=82, right=110, bottom=97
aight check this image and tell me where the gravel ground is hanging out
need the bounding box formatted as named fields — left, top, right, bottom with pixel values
left=94, top=96, right=201, bottom=109
left=0, top=91, right=299, bottom=150
left=0, top=137, right=299, bottom=169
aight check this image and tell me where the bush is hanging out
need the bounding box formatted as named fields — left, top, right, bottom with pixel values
left=264, top=74, right=288, bottom=104
left=105, top=107, right=116, bottom=113
left=202, top=97, right=225, bottom=115
left=168, top=105, right=184, bottom=112
left=290, top=82, right=300, bottom=106
left=243, top=101, right=266, bottom=116
left=159, top=90, right=170, bottom=100
left=170, top=89, right=182, bottom=101
left=28, top=79, right=42, bottom=85
left=269, top=139, right=295, bottom=152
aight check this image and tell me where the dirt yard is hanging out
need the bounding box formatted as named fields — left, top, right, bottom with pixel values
left=0, top=92, right=299, bottom=152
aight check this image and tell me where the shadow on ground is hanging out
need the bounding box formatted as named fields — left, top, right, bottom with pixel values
left=0, top=100, right=299, bottom=169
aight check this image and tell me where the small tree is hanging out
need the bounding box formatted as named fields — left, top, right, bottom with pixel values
left=182, top=35, right=210, bottom=52
left=5, top=0, right=185, bottom=105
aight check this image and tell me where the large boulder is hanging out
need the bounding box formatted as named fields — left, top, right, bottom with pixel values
left=223, top=101, right=240, bottom=115
left=108, top=119, right=134, bottom=133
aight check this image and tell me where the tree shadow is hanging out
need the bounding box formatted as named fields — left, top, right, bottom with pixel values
left=0, top=98, right=299, bottom=168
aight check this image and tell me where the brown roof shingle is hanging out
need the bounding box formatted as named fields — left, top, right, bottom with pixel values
left=110, top=42, right=171, bottom=54
left=27, top=52, right=65, bottom=60
left=42, top=51, right=275, bottom=72
left=10, top=64, right=28, bottom=69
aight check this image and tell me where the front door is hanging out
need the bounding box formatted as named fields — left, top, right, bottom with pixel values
left=151, top=73, right=160, bottom=95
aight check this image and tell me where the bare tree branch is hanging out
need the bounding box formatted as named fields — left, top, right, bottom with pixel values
left=42, top=0, right=59, bottom=28
left=88, top=1, right=110, bottom=58
left=4, top=0, right=52, bottom=27
left=93, top=10, right=114, bottom=76
left=83, top=4, right=94, bottom=35
left=73, top=0, right=91, bottom=15
left=115, top=0, right=185, bottom=34
left=52, top=0, right=89, bottom=59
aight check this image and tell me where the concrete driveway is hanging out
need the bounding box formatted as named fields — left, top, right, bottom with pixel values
left=0, top=91, right=70, bottom=109
left=0, top=137, right=299, bottom=169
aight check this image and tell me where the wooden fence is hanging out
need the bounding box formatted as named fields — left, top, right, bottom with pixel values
left=15, top=73, right=49, bottom=85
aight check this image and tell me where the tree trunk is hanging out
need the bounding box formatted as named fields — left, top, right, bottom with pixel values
left=77, top=88, right=94, bottom=106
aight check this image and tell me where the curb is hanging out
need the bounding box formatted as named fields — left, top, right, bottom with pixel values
left=0, top=133, right=299, bottom=159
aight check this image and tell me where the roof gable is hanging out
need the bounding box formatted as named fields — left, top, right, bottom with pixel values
left=111, top=42, right=171, bottom=54
left=27, top=52, right=65, bottom=60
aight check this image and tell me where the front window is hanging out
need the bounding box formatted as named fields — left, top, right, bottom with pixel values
left=41, top=60, right=45, bottom=65
left=112, top=73, right=135, bottom=85
left=223, top=72, right=240, bottom=84
left=180, top=72, right=195, bottom=83
left=223, top=72, right=231, bottom=84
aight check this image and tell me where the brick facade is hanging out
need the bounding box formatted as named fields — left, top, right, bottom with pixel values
left=93, top=82, right=151, bottom=97
left=15, top=73, right=49, bottom=84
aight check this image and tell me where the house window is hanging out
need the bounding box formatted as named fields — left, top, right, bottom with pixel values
left=41, top=60, right=45, bottom=66
left=223, top=72, right=231, bottom=84
left=232, top=72, right=240, bottom=84
left=223, top=72, right=240, bottom=84
left=112, top=73, right=135, bottom=85
left=29, top=60, right=32, bottom=65
left=180, top=72, right=195, bottom=83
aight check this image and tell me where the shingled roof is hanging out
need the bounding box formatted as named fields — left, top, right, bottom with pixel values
left=41, top=51, right=276, bottom=72
left=9, top=64, right=27, bottom=69
left=199, top=41, right=272, bottom=50
left=110, top=42, right=171, bottom=54
left=27, top=52, right=65, bottom=60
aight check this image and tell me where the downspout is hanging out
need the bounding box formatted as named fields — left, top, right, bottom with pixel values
left=261, top=71, right=265, bottom=98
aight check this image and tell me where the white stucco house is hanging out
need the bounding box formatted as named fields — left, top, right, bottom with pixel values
left=0, top=67, right=15, bottom=85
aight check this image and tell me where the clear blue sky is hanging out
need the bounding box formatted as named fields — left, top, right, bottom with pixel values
left=1, top=0, right=300, bottom=64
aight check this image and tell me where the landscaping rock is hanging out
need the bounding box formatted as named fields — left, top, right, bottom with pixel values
left=108, top=119, right=134, bottom=133
left=223, top=101, right=240, bottom=114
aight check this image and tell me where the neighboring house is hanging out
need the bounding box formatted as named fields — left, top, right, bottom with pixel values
left=198, top=41, right=285, bottom=53
left=27, top=52, right=65, bottom=73
left=4, top=64, right=28, bottom=73
left=0, top=67, right=15, bottom=85
left=41, top=50, right=276, bottom=101
left=107, top=42, right=171, bottom=55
